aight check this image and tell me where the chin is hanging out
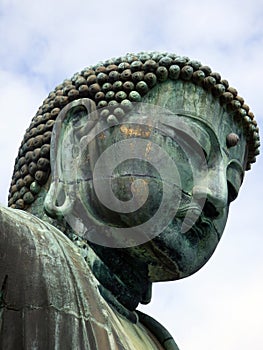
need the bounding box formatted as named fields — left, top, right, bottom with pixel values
left=142, top=216, right=223, bottom=282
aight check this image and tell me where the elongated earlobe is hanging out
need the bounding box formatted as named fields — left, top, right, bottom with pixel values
left=44, top=182, right=74, bottom=218
left=44, top=98, right=98, bottom=219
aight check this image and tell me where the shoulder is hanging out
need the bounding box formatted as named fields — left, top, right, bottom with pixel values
left=0, top=205, right=118, bottom=348
left=0, top=204, right=48, bottom=235
left=0, top=204, right=101, bottom=313
left=0, top=204, right=73, bottom=250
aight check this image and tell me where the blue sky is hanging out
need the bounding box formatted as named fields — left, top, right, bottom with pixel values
left=0, top=1, right=263, bottom=349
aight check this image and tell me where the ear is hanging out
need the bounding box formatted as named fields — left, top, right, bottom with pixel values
left=44, top=98, right=98, bottom=218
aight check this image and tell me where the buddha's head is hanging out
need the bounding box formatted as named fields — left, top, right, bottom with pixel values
left=8, top=52, right=259, bottom=282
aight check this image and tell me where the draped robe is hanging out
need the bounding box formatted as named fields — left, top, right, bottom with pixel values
left=0, top=206, right=179, bottom=350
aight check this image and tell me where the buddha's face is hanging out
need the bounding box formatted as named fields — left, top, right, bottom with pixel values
left=47, top=81, right=248, bottom=281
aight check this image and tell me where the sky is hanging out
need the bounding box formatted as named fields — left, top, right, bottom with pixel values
left=0, top=0, right=262, bottom=349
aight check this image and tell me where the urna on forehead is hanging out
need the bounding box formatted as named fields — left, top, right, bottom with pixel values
left=8, top=51, right=260, bottom=210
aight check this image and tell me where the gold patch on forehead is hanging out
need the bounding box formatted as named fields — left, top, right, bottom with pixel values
left=120, top=125, right=151, bottom=138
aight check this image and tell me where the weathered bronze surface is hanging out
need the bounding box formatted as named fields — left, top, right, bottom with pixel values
left=0, top=51, right=259, bottom=349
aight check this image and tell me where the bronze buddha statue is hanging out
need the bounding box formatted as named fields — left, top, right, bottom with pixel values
left=0, top=52, right=259, bottom=349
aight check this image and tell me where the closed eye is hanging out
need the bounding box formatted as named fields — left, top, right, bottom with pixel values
left=173, top=129, right=209, bottom=166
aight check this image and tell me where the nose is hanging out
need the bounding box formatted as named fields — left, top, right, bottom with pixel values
left=192, top=168, right=228, bottom=219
